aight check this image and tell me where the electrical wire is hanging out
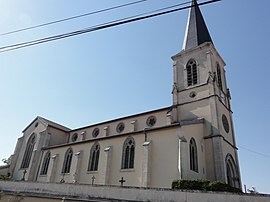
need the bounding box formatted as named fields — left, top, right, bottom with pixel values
left=0, top=0, right=221, bottom=53
left=0, top=1, right=192, bottom=49
left=0, top=0, right=148, bottom=36
left=238, top=145, right=270, bottom=159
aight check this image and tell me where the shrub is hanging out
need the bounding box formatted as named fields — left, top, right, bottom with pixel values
left=0, top=174, right=11, bottom=181
left=172, top=179, right=242, bottom=193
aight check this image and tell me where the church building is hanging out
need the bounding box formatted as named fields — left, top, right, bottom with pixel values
left=8, top=0, right=241, bottom=189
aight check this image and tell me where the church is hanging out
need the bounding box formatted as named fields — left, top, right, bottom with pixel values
left=7, top=0, right=241, bottom=189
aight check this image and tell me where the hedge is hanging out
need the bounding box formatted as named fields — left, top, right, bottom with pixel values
left=0, top=175, right=10, bottom=181
left=172, top=179, right=242, bottom=193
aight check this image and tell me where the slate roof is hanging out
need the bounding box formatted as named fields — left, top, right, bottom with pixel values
left=182, top=0, right=213, bottom=50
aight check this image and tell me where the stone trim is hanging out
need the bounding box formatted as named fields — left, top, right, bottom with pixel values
left=69, top=107, right=171, bottom=132
left=180, top=118, right=204, bottom=126
left=204, top=134, right=238, bottom=150
left=43, top=123, right=180, bottom=150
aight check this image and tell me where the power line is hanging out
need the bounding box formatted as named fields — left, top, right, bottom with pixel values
left=0, top=0, right=191, bottom=51
left=238, top=145, right=270, bottom=159
left=0, top=0, right=148, bottom=36
left=0, top=0, right=221, bottom=53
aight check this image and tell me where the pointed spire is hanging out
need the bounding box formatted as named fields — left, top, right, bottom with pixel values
left=182, top=0, right=213, bottom=50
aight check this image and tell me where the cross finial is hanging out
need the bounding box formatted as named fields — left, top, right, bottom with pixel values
left=119, top=177, right=126, bottom=187
left=21, top=169, right=27, bottom=181
left=91, top=175, right=96, bottom=185
left=60, top=173, right=65, bottom=183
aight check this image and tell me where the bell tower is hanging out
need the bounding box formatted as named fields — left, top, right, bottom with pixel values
left=171, top=0, right=241, bottom=188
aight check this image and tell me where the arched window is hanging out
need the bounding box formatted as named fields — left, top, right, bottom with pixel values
left=189, top=138, right=198, bottom=172
left=225, top=154, right=239, bottom=188
left=62, top=148, right=73, bottom=173
left=121, top=137, right=135, bottom=169
left=21, top=133, right=36, bottom=169
left=88, top=142, right=100, bottom=171
left=217, top=63, right=223, bottom=90
left=40, top=151, right=51, bottom=175
left=186, top=59, right=198, bottom=86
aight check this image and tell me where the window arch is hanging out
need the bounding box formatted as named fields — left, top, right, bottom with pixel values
left=225, top=154, right=239, bottom=188
left=21, top=133, right=36, bottom=169
left=40, top=151, right=51, bottom=175
left=186, top=59, right=198, bottom=86
left=216, top=63, right=223, bottom=90
left=88, top=142, right=100, bottom=171
left=189, top=138, right=198, bottom=172
left=121, top=137, right=135, bottom=169
left=62, top=148, right=73, bottom=174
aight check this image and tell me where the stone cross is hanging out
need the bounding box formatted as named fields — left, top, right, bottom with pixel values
left=119, top=177, right=125, bottom=187
left=21, top=169, right=27, bottom=181
left=91, top=175, right=96, bottom=185
left=60, top=174, right=65, bottom=183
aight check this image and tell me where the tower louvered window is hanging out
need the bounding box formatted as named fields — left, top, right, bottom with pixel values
left=122, top=137, right=135, bottom=169
left=40, top=151, right=50, bottom=175
left=217, top=63, right=223, bottom=90
left=189, top=138, right=198, bottom=172
left=88, top=142, right=100, bottom=171
left=21, top=133, right=36, bottom=169
left=187, top=59, right=198, bottom=86
left=62, top=148, right=73, bottom=173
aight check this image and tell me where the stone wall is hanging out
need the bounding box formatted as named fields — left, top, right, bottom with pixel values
left=0, top=166, right=9, bottom=176
left=0, top=181, right=269, bottom=202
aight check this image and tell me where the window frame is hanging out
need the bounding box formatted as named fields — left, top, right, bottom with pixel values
left=40, top=151, right=51, bottom=175
left=62, top=148, right=73, bottom=174
left=21, top=133, right=36, bottom=169
left=225, top=154, right=238, bottom=187
left=121, top=137, right=135, bottom=170
left=189, top=138, right=198, bottom=172
left=88, top=142, right=100, bottom=172
left=186, top=59, right=198, bottom=87
left=216, top=63, right=223, bottom=90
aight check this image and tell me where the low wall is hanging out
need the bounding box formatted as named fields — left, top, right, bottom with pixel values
left=0, top=181, right=269, bottom=202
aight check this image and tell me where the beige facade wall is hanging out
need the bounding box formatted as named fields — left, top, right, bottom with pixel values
left=12, top=120, right=47, bottom=181
left=37, top=126, right=183, bottom=188
left=178, top=98, right=211, bottom=122
left=36, top=120, right=212, bottom=189
left=47, top=127, right=69, bottom=146
left=181, top=123, right=206, bottom=180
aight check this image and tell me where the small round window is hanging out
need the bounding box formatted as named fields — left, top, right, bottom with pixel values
left=146, top=116, right=156, bottom=127
left=92, top=128, right=100, bottom=138
left=72, top=133, right=78, bottom=142
left=116, top=122, right=125, bottom=133
left=189, top=91, right=196, bottom=98
left=222, top=115, right=230, bottom=133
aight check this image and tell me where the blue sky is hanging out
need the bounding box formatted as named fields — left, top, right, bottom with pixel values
left=0, top=0, right=269, bottom=194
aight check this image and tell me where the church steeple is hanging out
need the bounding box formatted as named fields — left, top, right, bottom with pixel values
left=182, top=0, right=213, bottom=50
